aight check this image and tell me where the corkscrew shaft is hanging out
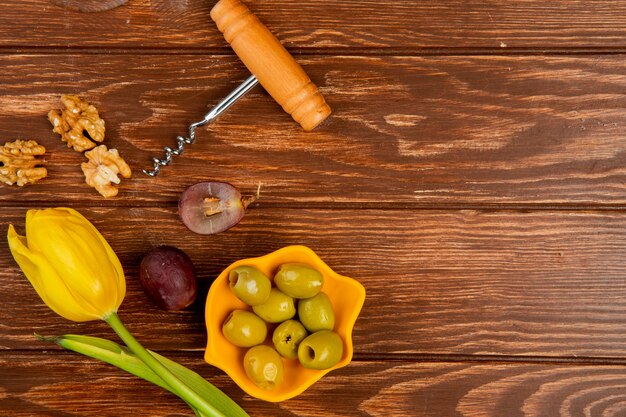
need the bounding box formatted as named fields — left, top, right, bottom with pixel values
left=142, top=74, right=259, bottom=177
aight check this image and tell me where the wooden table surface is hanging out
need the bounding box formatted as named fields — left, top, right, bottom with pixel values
left=2, top=1, right=626, bottom=416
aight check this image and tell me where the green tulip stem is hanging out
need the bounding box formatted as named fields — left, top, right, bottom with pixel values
left=105, top=312, right=225, bottom=417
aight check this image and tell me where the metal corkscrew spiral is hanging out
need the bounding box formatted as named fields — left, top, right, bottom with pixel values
left=142, top=75, right=259, bottom=177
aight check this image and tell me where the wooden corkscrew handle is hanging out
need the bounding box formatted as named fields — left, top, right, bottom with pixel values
left=211, top=0, right=331, bottom=131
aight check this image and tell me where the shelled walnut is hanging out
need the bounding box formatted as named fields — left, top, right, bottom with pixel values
left=0, top=140, right=47, bottom=186
left=81, top=145, right=131, bottom=198
left=48, top=95, right=105, bottom=152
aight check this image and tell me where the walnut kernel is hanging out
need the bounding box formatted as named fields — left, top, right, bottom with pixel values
left=0, top=140, right=47, bottom=186
left=48, top=95, right=105, bottom=152
left=80, top=145, right=131, bottom=197
left=81, top=145, right=131, bottom=198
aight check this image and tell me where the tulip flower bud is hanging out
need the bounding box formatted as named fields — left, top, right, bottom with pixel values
left=7, top=207, right=126, bottom=322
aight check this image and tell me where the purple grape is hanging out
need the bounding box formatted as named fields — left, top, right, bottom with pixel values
left=139, top=246, right=197, bottom=311
left=178, top=182, right=250, bottom=235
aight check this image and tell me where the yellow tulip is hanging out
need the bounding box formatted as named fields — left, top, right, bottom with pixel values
left=7, top=207, right=126, bottom=322
left=8, top=208, right=241, bottom=417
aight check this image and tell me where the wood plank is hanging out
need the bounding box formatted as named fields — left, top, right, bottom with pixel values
left=2, top=207, right=626, bottom=357
left=3, top=1, right=626, bottom=51
left=3, top=353, right=626, bottom=417
left=1, top=54, right=625, bottom=205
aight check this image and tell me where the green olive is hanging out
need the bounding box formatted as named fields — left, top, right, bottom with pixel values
left=274, top=263, right=324, bottom=299
left=243, top=345, right=284, bottom=390
left=297, top=330, right=344, bottom=370
left=272, top=320, right=308, bottom=359
left=298, top=292, right=335, bottom=332
left=229, top=265, right=271, bottom=306
left=222, top=310, right=267, bottom=348
left=252, top=288, right=296, bottom=323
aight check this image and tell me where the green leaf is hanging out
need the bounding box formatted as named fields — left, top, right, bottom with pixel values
left=149, top=350, right=249, bottom=417
left=40, top=334, right=249, bottom=417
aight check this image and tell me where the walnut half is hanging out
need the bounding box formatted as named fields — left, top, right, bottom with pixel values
left=81, top=145, right=131, bottom=198
left=0, top=140, right=47, bottom=186
left=48, top=95, right=105, bottom=152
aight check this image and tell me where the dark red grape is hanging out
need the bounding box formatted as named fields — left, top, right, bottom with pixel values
left=139, top=246, right=197, bottom=311
left=178, top=181, right=250, bottom=235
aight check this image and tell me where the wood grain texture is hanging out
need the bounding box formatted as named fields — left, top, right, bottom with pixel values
left=1, top=54, right=625, bottom=205
left=2, top=1, right=626, bottom=416
left=3, top=1, right=626, bottom=51
left=2, top=207, right=626, bottom=358
left=3, top=353, right=626, bottom=417
left=48, top=0, right=128, bottom=13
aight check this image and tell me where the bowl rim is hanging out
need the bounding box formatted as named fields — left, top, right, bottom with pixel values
left=204, top=245, right=366, bottom=402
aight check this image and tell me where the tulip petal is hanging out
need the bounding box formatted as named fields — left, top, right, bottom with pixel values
left=88, top=219, right=127, bottom=309
left=25, top=208, right=125, bottom=316
left=7, top=224, right=101, bottom=322
left=69, top=209, right=126, bottom=312
left=25, top=214, right=106, bottom=311
left=63, top=208, right=126, bottom=309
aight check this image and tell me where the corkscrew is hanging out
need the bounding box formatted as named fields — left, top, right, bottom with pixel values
left=142, top=0, right=331, bottom=177
left=142, top=75, right=258, bottom=176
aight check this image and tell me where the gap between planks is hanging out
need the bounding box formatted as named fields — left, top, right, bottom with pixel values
left=2, top=201, right=626, bottom=212
left=4, top=349, right=626, bottom=367
left=4, top=46, right=626, bottom=56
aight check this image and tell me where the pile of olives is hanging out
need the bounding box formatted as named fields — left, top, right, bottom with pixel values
left=222, top=263, right=344, bottom=390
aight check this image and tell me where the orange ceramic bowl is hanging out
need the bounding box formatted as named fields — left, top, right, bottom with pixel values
left=204, top=245, right=366, bottom=402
